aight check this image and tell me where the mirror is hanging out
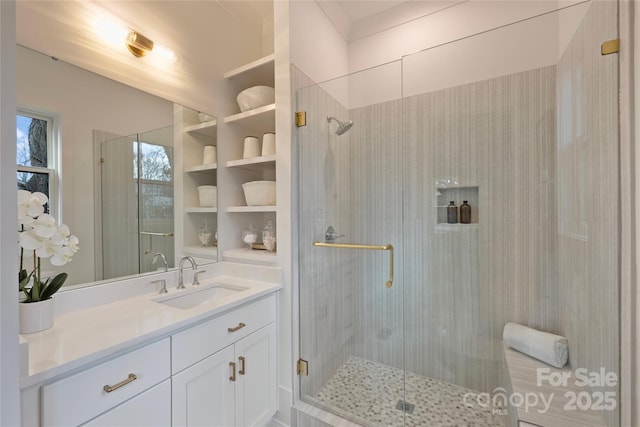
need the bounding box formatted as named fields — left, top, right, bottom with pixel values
left=16, top=45, right=217, bottom=287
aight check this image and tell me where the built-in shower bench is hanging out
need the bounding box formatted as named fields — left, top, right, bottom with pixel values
left=503, top=343, right=609, bottom=427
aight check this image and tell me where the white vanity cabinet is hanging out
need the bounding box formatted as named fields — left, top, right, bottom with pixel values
left=21, top=291, right=280, bottom=427
left=40, top=338, right=171, bottom=427
left=171, top=295, right=277, bottom=427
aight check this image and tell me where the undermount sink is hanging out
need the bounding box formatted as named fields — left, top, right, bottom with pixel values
left=153, top=283, right=248, bottom=310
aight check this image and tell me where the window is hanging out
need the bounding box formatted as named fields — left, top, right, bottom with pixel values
left=16, top=108, right=59, bottom=216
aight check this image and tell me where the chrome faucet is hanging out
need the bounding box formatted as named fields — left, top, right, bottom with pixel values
left=178, top=256, right=197, bottom=289
left=151, top=279, right=168, bottom=294
left=325, top=226, right=345, bottom=243
left=152, top=252, right=168, bottom=272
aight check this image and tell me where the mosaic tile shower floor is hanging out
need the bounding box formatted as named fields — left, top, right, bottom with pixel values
left=313, top=356, right=505, bottom=427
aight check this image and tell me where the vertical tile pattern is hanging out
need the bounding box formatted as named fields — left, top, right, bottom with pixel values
left=556, top=2, right=619, bottom=426
left=400, top=65, right=558, bottom=392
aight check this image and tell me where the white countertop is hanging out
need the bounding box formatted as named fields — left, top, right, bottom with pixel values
left=20, top=269, right=281, bottom=389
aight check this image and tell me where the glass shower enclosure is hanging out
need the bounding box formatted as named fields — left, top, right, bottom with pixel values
left=100, top=126, right=175, bottom=280
left=297, top=2, right=619, bottom=426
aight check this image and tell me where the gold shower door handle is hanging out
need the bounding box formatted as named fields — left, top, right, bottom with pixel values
left=312, top=242, right=394, bottom=288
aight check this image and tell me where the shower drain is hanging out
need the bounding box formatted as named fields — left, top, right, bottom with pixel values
left=395, top=400, right=415, bottom=414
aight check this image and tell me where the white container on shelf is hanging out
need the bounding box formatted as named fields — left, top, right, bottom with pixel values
left=197, top=185, right=217, bottom=207
left=261, top=133, right=275, bottom=156
left=242, top=181, right=276, bottom=206
left=202, top=145, right=216, bottom=164
left=236, top=86, right=275, bottom=112
left=243, top=136, right=261, bottom=159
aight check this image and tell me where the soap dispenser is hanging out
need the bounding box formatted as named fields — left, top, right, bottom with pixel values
left=447, top=201, right=458, bottom=224
left=460, top=201, right=471, bottom=224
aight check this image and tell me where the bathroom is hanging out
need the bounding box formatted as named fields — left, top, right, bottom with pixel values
left=0, top=1, right=637, bottom=426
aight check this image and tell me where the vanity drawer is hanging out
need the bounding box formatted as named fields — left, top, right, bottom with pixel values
left=41, top=338, right=170, bottom=427
left=172, top=294, right=276, bottom=374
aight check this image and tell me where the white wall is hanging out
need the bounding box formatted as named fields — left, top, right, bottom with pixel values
left=346, top=1, right=589, bottom=110
left=0, top=1, right=20, bottom=425
left=348, top=0, right=581, bottom=74
left=16, top=45, right=174, bottom=286
left=289, top=0, right=349, bottom=106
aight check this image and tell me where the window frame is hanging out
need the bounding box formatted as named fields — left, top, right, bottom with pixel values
left=16, top=106, right=61, bottom=219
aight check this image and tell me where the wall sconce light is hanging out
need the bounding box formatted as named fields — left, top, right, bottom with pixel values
left=126, top=30, right=154, bottom=57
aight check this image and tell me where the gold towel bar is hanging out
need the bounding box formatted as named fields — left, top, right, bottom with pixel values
left=312, top=241, right=394, bottom=288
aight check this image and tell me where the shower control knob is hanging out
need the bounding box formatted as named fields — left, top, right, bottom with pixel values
left=325, top=226, right=345, bottom=243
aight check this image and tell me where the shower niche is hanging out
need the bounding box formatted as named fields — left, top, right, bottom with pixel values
left=436, top=185, right=479, bottom=225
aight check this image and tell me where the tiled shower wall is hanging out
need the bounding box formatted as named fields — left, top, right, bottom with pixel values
left=357, top=65, right=558, bottom=392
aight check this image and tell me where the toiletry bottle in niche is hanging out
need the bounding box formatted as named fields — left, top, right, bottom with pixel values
left=460, top=201, right=471, bottom=224
left=447, top=201, right=458, bottom=224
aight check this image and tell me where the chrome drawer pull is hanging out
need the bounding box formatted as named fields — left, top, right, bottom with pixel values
left=229, top=362, right=236, bottom=382
left=227, top=322, right=246, bottom=333
left=103, top=373, right=137, bottom=393
left=239, top=356, right=246, bottom=375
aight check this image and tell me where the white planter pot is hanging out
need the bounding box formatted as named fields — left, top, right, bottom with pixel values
left=19, top=298, right=54, bottom=334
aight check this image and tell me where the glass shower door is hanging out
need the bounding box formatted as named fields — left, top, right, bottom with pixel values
left=297, top=2, right=619, bottom=426
left=297, top=61, right=406, bottom=426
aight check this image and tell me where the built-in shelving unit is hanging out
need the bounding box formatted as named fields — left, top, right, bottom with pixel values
left=185, top=164, right=217, bottom=173
left=185, top=207, right=218, bottom=213
left=175, top=105, right=219, bottom=262
left=223, top=104, right=275, bottom=130
left=223, top=53, right=277, bottom=264
left=226, top=155, right=275, bottom=171
left=227, top=206, right=277, bottom=213
left=223, top=53, right=275, bottom=80
left=184, top=120, right=217, bottom=137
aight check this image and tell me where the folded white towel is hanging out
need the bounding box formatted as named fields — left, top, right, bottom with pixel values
left=503, top=322, right=569, bottom=368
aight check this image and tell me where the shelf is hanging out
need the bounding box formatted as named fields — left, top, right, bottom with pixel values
left=183, top=245, right=218, bottom=259
left=222, top=248, right=277, bottom=266
left=185, top=207, right=218, bottom=213
left=185, top=163, right=217, bottom=173
left=226, top=155, right=276, bottom=171
left=227, top=206, right=276, bottom=213
left=184, top=120, right=217, bottom=137
left=224, top=104, right=275, bottom=131
left=224, top=54, right=275, bottom=80
left=435, top=223, right=479, bottom=232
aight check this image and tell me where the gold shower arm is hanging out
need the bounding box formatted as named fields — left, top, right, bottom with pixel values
left=312, top=241, right=394, bottom=288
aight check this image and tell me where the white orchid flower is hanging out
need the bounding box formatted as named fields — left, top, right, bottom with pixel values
left=50, top=246, right=74, bottom=266
left=33, top=214, right=58, bottom=239
left=67, top=234, right=80, bottom=253
left=51, top=224, right=70, bottom=246
left=18, top=190, right=48, bottom=220
left=35, top=239, right=57, bottom=259
left=19, top=228, right=45, bottom=251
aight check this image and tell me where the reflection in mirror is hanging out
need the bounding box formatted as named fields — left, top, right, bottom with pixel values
left=17, top=45, right=216, bottom=288
left=98, top=127, right=175, bottom=281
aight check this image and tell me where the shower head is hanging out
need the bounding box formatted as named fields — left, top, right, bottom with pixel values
left=327, top=116, right=353, bottom=136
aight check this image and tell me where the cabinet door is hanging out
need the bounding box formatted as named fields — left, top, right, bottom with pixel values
left=235, top=323, right=277, bottom=427
left=81, top=380, right=171, bottom=427
left=172, top=345, right=235, bottom=427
